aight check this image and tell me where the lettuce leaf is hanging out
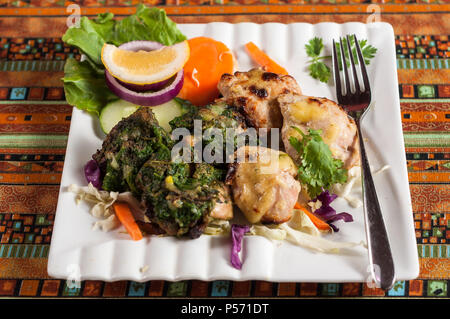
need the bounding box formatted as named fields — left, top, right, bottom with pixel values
left=62, top=5, right=186, bottom=68
left=62, top=58, right=118, bottom=116
left=62, top=13, right=115, bottom=66
left=111, top=4, right=187, bottom=47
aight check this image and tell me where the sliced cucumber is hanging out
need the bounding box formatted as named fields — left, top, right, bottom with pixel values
left=99, top=100, right=140, bottom=134
left=150, top=99, right=186, bottom=132
left=99, top=99, right=187, bottom=134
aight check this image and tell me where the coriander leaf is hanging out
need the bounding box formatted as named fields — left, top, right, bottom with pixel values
left=335, top=35, right=378, bottom=69
left=360, top=42, right=377, bottom=65
left=62, top=58, right=118, bottom=116
left=288, top=127, right=347, bottom=198
left=305, top=37, right=324, bottom=58
left=308, top=62, right=331, bottom=83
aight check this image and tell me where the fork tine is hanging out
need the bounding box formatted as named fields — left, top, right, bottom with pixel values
left=346, top=35, right=360, bottom=94
left=354, top=34, right=371, bottom=94
left=332, top=39, right=343, bottom=101
left=339, top=37, right=351, bottom=96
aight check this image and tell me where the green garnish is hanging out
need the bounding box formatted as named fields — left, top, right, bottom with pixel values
left=335, top=36, right=378, bottom=70
left=305, top=37, right=331, bottom=83
left=305, top=35, right=378, bottom=84
left=288, top=127, right=348, bottom=198
left=61, top=4, right=187, bottom=116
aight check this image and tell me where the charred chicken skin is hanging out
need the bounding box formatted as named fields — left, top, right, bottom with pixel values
left=218, top=68, right=302, bottom=130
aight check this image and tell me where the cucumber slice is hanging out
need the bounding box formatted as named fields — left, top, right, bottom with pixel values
left=99, top=99, right=187, bottom=134
left=99, top=100, right=140, bottom=134
left=150, top=99, right=186, bottom=132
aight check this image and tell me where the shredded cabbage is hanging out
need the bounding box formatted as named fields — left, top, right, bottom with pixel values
left=249, top=224, right=287, bottom=241
left=92, top=214, right=120, bottom=232
left=245, top=218, right=364, bottom=254
left=231, top=224, right=250, bottom=269
left=84, top=159, right=102, bottom=189
left=69, top=183, right=118, bottom=218
left=69, top=183, right=147, bottom=232
left=288, top=209, right=321, bottom=237
left=279, top=223, right=365, bottom=253
left=204, top=219, right=231, bottom=235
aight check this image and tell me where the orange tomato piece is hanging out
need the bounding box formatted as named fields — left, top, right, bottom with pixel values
left=178, top=37, right=235, bottom=106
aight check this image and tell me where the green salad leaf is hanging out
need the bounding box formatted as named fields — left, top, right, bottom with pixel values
left=289, top=127, right=348, bottom=198
left=62, top=58, right=118, bottom=116
left=62, top=14, right=115, bottom=66
left=112, top=4, right=187, bottom=47
left=62, top=4, right=186, bottom=68
left=61, top=5, right=187, bottom=115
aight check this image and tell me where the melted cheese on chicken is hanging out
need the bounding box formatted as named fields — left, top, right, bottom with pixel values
left=227, top=146, right=301, bottom=224
left=279, top=94, right=360, bottom=170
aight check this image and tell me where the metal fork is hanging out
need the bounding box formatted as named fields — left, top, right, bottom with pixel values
left=332, top=34, right=395, bottom=290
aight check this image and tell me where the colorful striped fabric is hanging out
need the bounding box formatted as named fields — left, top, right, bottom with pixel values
left=0, top=1, right=448, bottom=298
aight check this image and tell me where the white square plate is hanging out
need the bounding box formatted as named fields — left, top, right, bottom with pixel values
left=48, top=22, right=419, bottom=283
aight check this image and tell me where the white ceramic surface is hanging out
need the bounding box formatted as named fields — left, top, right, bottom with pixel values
left=48, top=22, right=419, bottom=283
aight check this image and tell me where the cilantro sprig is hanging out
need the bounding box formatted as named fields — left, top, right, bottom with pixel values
left=305, top=37, right=331, bottom=83
left=305, top=35, right=378, bottom=84
left=288, top=127, right=348, bottom=198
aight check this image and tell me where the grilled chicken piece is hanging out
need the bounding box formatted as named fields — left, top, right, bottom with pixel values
left=278, top=94, right=360, bottom=170
left=209, top=185, right=233, bottom=220
left=218, top=68, right=302, bottom=130
left=226, top=146, right=301, bottom=224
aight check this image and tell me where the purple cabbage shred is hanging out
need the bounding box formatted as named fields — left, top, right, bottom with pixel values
left=310, top=190, right=353, bottom=232
left=230, top=224, right=250, bottom=270
left=84, top=159, right=102, bottom=189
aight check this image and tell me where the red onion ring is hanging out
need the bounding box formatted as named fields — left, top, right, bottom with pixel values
left=116, top=76, right=172, bottom=92
left=105, top=68, right=184, bottom=106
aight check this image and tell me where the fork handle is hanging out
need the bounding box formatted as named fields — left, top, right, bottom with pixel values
left=356, top=121, right=396, bottom=290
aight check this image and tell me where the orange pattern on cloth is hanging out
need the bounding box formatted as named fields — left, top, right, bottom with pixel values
left=0, top=4, right=448, bottom=297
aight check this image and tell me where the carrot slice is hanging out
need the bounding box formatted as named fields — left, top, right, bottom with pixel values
left=178, top=36, right=235, bottom=106
left=244, top=42, right=288, bottom=75
left=294, top=202, right=331, bottom=232
left=113, top=202, right=143, bottom=241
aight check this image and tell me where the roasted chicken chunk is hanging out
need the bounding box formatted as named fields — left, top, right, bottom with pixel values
left=278, top=94, right=360, bottom=170
left=226, top=146, right=301, bottom=224
left=218, top=68, right=302, bottom=130
left=209, top=185, right=233, bottom=220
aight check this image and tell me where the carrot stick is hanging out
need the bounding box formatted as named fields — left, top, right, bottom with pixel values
left=244, top=42, right=288, bottom=75
left=113, top=202, right=143, bottom=241
left=294, top=202, right=331, bottom=232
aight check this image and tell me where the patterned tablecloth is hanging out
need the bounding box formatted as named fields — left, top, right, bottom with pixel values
left=0, top=1, right=448, bottom=299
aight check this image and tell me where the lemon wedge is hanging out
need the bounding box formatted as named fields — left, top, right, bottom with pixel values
left=101, top=40, right=190, bottom=85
